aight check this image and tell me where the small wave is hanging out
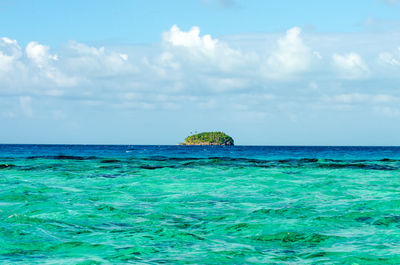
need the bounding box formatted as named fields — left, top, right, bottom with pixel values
left=141, top=156, right=202, bottom=162
left=318, top=163, right=397, bottom=170
left=99, top=165, right=123, bottom=169
left=100, top=159, right=121, bottom=163
left=139, top=165, right=172, bottom=170
left=118, top=157, right=400, bottom=171
left=299, top=158, right=319, bottom=162
left=225, top=223, right=264, bottom=232
left=380, top=158, right=398, bottom=162
left=373, top=215, right=400, bottom=226
left=0, top=164, right=15, bottom=169
left=26, top=155, right=97, bottom=160
left=98, top=174, right=118, bottom=179
left=251, top=231, right=333, bottom=245
left=46, top=241, right=108, bottom=252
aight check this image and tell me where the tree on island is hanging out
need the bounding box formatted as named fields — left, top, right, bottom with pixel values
left=181, top=132, right=234, bottom=145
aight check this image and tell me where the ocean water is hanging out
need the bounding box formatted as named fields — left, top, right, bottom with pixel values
left=1, top=145, right=400, bottom=264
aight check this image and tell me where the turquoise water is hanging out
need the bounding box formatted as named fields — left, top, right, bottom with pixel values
left=1, top=145, right=400, bottom=264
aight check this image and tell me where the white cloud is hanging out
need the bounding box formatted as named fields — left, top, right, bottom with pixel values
left=379, top=52, right=400, bottom=65
left=145, top=51, right=181, bottom=79
left=119, top=54, right=128, bottom=61
left=379, top=47, right=400, bottom=67
left=4, top=25, right=400, bottom=145
left=14, top=40, right=133, bottom=87
left=1, top=26, right=400, bottom=119
left=163, top=25, right=216, bottom=51
left=263, top=27, right=317, bottom=79
left=332, top=52, right=369, bottom=79
left=162, top=24, right=252, bottom=73
left=26, top=41, right=58, bottom=68
left=331, top=93, right=369, bottom=103
left=0, top=37, right=22, bottom=75
left=25, top=41, right=76, bottom=87
left=323, top=93, right=398, bottom=104
left=63, top=41, right=133, bottom=78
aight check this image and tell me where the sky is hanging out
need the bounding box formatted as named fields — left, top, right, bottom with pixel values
left=1, top=0, right=400, bottom=145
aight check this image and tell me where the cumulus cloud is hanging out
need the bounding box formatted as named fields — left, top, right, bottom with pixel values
left=263, top=27, right=318, bottom=79
left=152, top=24, right=261, bottom=93
left=63, top=41, right=133, bottom=78
left=25, top=41, right=76, bottom=87
left=163, top=25, right=217, bottom=52
left=1, top=25, right=400, bottom=120
left=0, top=37, right=138, bottom=91
left=379, top=47, right=400, bottom=67
left=162, top=25, right=252, bottom=73
left=332, top=52, right=369, bottom=79
left=379, top=52, right=400, bottom=66
left=3, top=24, right=400, bottom=145
left=0, top=37, right=22, bottom=75
left=143, top=51, right=181, bottom=81
left=26, top=41, right=58, bottom=68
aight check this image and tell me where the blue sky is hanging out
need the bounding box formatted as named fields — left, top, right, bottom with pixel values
left=1, top=0, right=400, bottom=145
left=2, top=0, right=400, bottom=46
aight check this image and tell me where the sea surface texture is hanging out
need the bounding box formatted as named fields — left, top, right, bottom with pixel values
left=1, top=145, right=400, bottom=264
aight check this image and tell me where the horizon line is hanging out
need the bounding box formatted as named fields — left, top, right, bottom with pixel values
left=1, top=143, right=400, bottom=147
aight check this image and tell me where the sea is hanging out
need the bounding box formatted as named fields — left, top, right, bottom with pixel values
left=1, top=145, right=400, bottom=264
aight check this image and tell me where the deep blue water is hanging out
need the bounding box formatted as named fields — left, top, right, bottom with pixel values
left=2, top=144, right=400, bottom=159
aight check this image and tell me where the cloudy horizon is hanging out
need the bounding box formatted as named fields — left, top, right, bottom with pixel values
left=2, top=0, right=400, bottom=145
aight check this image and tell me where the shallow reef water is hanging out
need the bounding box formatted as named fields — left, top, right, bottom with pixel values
left=1, top=145, right=400, bottom=264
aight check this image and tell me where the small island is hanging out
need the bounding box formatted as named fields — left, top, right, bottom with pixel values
left=180, top=132, right=234, bottom=146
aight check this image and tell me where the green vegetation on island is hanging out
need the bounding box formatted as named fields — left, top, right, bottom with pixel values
left=181, top=132, right=234, bottom=146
